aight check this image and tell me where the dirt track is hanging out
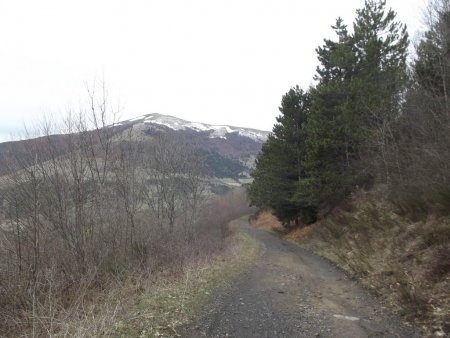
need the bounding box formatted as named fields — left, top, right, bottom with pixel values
left=182, top=218, right=420, bottom=338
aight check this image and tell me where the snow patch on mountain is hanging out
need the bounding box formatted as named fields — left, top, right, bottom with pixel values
left=130, top=113, right=269, bottom=142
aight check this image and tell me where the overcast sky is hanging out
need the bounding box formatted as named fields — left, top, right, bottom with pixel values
left=0, top=0, right=426, bottom=141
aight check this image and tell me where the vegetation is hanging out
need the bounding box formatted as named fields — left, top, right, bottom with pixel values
left=203, top=150, right=246, bottom=179
left=251, top=193, right=450, bottom=337
left=248, top=86, right=312, bottom=226
left=113, top=221, right=260, bottom=337
left=248, top=0, right=450, bottom=334
left=249, top=0, right=449, bottom=225
left=2, top=0, right=450, bottom=336
left=0, top=86, right=255, bottom=336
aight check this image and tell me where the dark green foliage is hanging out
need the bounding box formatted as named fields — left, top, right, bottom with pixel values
left=300, top=0, right=408, bottom=207
left=251, top=0, right=449, bottom=228
left=248, top=87, right=313, bottom=226
left=315, top=17, right=357, bottom=84
left=249, top=0, right=410, bottom=226
left=204, top=151, right=245, bottom=179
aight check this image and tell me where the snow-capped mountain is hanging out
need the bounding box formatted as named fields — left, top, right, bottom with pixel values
left=0, top=113, right=269, bottom=181
left=119, top=113, right=269, bottom=142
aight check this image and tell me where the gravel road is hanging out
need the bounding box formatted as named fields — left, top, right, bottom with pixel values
left=181, top=218, right=421, bottom=338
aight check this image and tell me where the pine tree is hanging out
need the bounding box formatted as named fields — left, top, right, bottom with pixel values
left=298, top=18, right=360, bottom=207
left=250, top=1, right=409, bottom=223
left=299, top=0, right=408, bottom=206
left=353, top=0, right=409, bottom=181
left=248, top=87, right=312, bottom=226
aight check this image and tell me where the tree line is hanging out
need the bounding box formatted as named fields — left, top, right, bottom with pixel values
left=249, top=0, right=450, bottom=225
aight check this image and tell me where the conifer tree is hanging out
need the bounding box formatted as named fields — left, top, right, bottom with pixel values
left=353, top=0, right=409, bottom=181
left=248, top=87, right=312, bottom=226
left=250, top=0, right=409, bottom=224
left=299, top=0, right=408, bottom=207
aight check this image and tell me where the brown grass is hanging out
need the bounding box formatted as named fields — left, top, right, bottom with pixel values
left=250, top=209, right=283, bottom=231
left=111, top=223, right=260, bottom=337
left=284, top=224, right=318, bottom=242
left=0, top=187, right=255, bottom=337
left=250, top=190, right=450, bottom=337
left=0, top=220, right=260, bottom=338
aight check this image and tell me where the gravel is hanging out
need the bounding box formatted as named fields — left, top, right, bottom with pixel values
left=181, top=219, right=421, bottom=338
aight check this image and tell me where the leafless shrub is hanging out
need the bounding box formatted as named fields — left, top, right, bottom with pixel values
left=0, top=86, right=253, bottom=336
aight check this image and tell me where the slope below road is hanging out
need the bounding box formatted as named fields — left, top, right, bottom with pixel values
left=182, top=219, right=420, bottom=338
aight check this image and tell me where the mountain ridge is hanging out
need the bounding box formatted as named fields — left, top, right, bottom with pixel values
left=0, top=113, right=269, bottom=181
left=118, top=113, right=270, bottom=142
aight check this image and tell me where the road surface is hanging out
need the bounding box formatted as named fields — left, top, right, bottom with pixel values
left=182, top=218, right=420, bottom=338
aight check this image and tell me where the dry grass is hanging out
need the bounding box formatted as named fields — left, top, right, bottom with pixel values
left=106, top=221, right=260, bottom=338
left=250, top=210, right=318, bottom=242
left=250, top=210, right=283, bottom=232
left=284, top=224, right=318, bottom=242
left=0, top=218, right=260, bottom=338
left=0, top=186, right=255, bottom=337
left=250, top=191, right=450, bottom=337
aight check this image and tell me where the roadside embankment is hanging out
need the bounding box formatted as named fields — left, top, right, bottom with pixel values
left=251, top=192, right=450, bottom=337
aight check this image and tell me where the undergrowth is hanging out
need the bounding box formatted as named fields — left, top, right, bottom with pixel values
left=4, top=219, right=260, bottom=337
left=107, top=221, right=260, bottom=338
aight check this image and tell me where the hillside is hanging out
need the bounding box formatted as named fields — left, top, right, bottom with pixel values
left=0, top=113, right=269, bottom=183
left=121, top=113, right=268, bottom=180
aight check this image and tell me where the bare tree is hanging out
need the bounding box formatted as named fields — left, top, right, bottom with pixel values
left=0, top=84, right=250, bottom=336
left=143, top=133, right=206, bottom=236
left=112, top=128, right=146, bottom=251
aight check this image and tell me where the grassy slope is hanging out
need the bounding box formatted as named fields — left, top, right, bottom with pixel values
left=251, top=193, right=450, bottom=337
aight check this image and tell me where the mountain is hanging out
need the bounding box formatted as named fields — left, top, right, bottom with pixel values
left=113, top=113, right=269, bottom=179
left=0, top=113, right=269, bottom=184
left=119, top=113, right=268, bottom=142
